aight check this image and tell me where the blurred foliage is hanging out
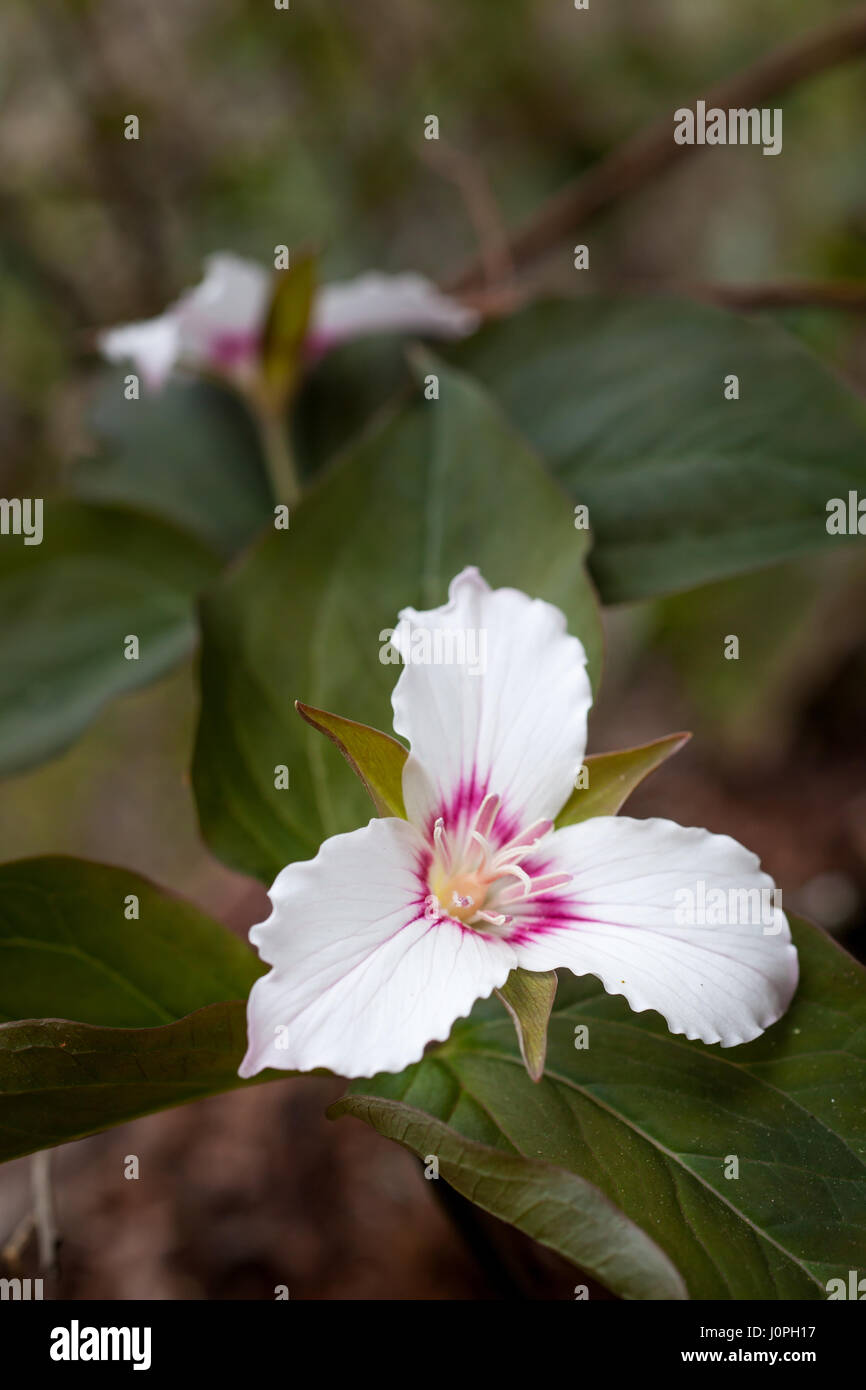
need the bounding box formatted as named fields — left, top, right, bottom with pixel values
left=2, top=0, right=866, bottom=494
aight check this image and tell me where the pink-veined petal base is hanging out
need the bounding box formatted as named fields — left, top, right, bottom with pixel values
left=240, top=816, right=517, bottom=1079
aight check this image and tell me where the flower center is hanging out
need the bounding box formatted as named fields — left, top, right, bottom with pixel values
left=438, top=871, right=489, bottom=924
left=423, top=792, right=571, bottom=935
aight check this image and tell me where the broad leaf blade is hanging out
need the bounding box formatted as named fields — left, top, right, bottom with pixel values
left=0, top=1003, right=278, bottom=1162
left=78, top=375, right=272, bottom=559
left=0, top=858, right=286, bottom=1165
left=452, top=297, right=866, bottom=602
left=557, top=732, right=690, bottom=827
left=340, top=916, right=866, bottom=1300
left=331, top=1093, right=687, bottom=1300
left=0, top=502, right=218, bottom=776
left=0, top=857, right=262, bottom=1027
left=194, top=358, right=603, bottom=883
left=496, top=968, right=557, bottom=1081
left=296, top=702, right=407, bottom=818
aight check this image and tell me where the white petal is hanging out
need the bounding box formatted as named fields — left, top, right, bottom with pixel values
left=98, top=313, right=181, bottom=390
left=511, top=817, right=798, bottom=1047
left=174, top=252, right=270, bottom=370
left=239, top=816, right=517, bottom=1079
left=308, top=272, right=479, bottom=352
left=391, top=567, right=592, bottom=841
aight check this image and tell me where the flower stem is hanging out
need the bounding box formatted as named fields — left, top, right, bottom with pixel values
left=31, top=1149, right=58, bottom=1273
left=254, top=402, right=301, bottom=509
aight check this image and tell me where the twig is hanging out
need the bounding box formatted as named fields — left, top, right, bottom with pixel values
left=422, top=140, right=513, bottom=288
left=31, top=1150, right=59, bottom=1274
left=626, top=279, right=866, bottom=312
left=450, top=6, right=866, bottom=290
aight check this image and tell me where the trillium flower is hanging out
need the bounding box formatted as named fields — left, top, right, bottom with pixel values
left=305, top=272, right=480, bottom=358
left=239, top=568, right=798, bottom=1080
left=98, top=253, right=479, bottom=390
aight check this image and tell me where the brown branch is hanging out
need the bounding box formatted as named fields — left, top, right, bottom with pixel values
left=632, top=279, right=866, bottom=312
left=422, top=139, right=513, bottom=288
left=450, top=6, right=866, bottom=291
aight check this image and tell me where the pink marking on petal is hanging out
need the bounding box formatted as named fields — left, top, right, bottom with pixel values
left=425, top=771, right=520, bottom=850
left=302, top=331, right=335, bottom=363
left=498, top=870, right=572, bottom=903
left=474, top=792, right=501, bottom=840
left=210, top=330, right=262, bottom=370
left=506, top=904, right=601, bottom=946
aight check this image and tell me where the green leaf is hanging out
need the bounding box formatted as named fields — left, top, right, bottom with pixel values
left=331, top=1093, right=687, bottom=1300
left=294, top=336, right=411, bottom=481
left=338, top=917, right=866, bottom=1300
left=0, top=501, right=219, bottom=776
left=295, top=703, right=407, bottom=818
left=650, top=554, right=855, bottom=759
left=451, top=297, right=866, bottom=602
left=193, top=357, right=603, bottom=884
left=556, top=731, right=690, bottom=827
left=0, top=1003, right=275, bottom=1163
left=260, top=255, right=317, bottom=409
left=0, top=858, right=289, bottom=1165
left=76, top=373, right=272, bottom=559
left=496, top=968, right=558, bottom=1082
left=0, top=857, right=262, bottom=1027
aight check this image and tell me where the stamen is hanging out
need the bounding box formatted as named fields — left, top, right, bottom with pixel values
left=433, top=817, right=452, bottom=873
left=473, top=792, right=501, bottom=840
left=491, top=845, right=533, bottom=867
left=475, top=908, right=513, bottom=928
left=469, top=827, right=492, bottom=867
left=499, top=870, right=573, bottom=904
left=503, top=817, right=553, bottom=852
left=496, top=863, right=532, bottom=891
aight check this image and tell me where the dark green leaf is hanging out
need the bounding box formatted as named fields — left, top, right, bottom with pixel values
left=331, top=1092, right=687, bottom=1300
left=77, top=373, right=272, bottom=559
left=451, top=297, right=866, bottom=602
left=0, top=856, right=262, bottom=1027
left=294, top=336, right=410, bottom=480
left=0, top=1003, right=277, bottom=1163
left=0, top=501, right=218, bottom=776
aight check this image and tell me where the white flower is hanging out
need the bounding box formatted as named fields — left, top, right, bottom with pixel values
left=98, top=254, right=479, bottom=390
left=239, top=568, right=798, bottom=1080
left=100, top=254, right=269, bottom=390
left=306, top=272, right=479, bottom=356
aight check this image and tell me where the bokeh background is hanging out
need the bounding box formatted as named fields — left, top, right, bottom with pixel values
left=0, top=0, right=864, bottom=1298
